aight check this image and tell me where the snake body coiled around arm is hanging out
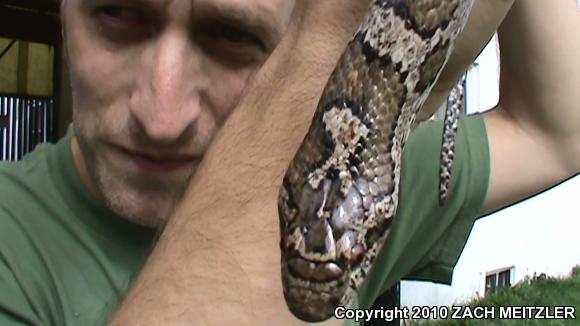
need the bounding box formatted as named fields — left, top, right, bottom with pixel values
left=277, top=0, right=475, bottom=322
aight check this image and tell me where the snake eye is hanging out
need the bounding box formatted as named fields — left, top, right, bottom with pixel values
left=350, top=244, right=365, bottom=266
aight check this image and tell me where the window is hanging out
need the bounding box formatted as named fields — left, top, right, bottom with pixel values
left=485, top=267, right=513, bottom=296
left=0, top=94, right=54, bottom=160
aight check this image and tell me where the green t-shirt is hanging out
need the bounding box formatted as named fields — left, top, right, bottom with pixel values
left=0, top=115, right=489, bottom=325
left=0, top=130, right=156, bottom=325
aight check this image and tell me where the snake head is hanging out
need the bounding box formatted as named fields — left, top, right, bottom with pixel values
left=278, top=175, right=369, bottom=322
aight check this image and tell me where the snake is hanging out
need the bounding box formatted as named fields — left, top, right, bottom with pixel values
left=277, top=0, right=475, bottom=322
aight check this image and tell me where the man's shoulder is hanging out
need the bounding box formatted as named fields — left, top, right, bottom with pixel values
left=0, top=141, right=64, bottom=225
left=0, top=139, right=69, bottom=263
left=0, top=135, right=100, bottom=263
left=0, top=141, right=59, bottom=210
left=0, top=141, right=68, bottom=325
left=0, top=141, right=57, bottom=184
left=0, top=136, right=149, bottom=325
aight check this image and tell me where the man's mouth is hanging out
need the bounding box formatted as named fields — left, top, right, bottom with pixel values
left=112, top=145, right=197, bottom=174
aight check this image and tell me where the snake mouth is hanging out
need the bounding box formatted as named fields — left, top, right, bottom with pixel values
left=282, top=256, right=350, bottom=322
left=282, top=262, right=346, bottom=323
left=287, top=257, right=344, bottom=282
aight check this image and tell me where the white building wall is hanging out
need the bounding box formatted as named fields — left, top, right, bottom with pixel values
left=401, top=36, right=580, bottom=308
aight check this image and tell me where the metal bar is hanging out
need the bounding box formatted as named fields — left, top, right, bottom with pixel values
left=30, top=99, right=35, bottom=150
left=2, top=97, right=6, bottom=160
left=19, top=96, right=24, bottom=159
left=28, top=99, right=32, bottom=152
left=37, top=100, right=42, bottom=146
left=42, top=100, right=46, bottom=143
left=4, top=98, right=15, bottom=160
left=41, top=101, right=45, bottom=144
left=43, top=100, right=47, bottom=142
left=27, top=98, right=32, bottom=152
left=39, top=100, right=43, bottom=145
left=30, top=98, right=34, bottom=152
left=18, top=96, right=21, bottom=159
left=16, top=96, right=19, bottom=159
left=18, top=97, right=22, bottom=159
left=0, top=94, right=55, bottom=160
left=30, top=98, right=36, bottom=151
left=33, top=98, right=38, bottom=151
left=44, top=98, right=50, bottom=145
left=1, top=127, right=5, bottom=161
left=1, top=98, right=5, bottom=160
left=14, top=97, right=18, bottom=160
left=48, top=98, right=53, bottom=143
left=0, top=99, right=3, bottom=160
left=22, top=99, right=34, bottom=156
left=35, top=99, right=40, bottom=147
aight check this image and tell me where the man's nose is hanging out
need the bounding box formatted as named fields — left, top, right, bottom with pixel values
left=130, top=29, right=205, bottom=145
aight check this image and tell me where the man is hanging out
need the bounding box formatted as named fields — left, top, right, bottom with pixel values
left=0, top=0, right=578, bottom=325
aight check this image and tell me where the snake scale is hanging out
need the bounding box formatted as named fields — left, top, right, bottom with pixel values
left=277, top=0, right=475, bottom=322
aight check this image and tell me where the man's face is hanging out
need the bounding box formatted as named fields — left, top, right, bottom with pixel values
left=62, top=0, right=294, bottom=227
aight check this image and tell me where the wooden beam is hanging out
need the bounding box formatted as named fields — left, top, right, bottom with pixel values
left=2, top=0, right=60, bottom=14
left=17, top=41, right=30, bottom=94
left=0, top=5, right=60, bottom=45
left=0, top=39, right=17, bottom=60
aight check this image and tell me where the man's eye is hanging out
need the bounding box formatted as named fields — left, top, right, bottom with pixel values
left=94, top=5, right=154, bottom=42
left=213, top=25, right=256, bottom=45
left=205, top=23, right=265, bottom=51
left=99, top=6, right=146, bottom=23
left=196, top=23, right=266, bottom=68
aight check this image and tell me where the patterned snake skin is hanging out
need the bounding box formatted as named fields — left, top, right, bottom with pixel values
left=278, top=0, right=475, bottom=322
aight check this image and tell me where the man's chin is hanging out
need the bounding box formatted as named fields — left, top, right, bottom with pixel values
left=94, top=162, right=191, bottom=229
left=122, top=213, right=169, bottom=229
left=96, top=175, right=183, bottom=229
left=104, top=195, right=175, bottom=229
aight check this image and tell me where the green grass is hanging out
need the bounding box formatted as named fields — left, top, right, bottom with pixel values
left=410, top=266, right=580, bottom=326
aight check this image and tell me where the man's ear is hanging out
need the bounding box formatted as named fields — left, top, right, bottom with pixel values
left=59, top=0, right=69, bottom=63
left=60, top=0, right=66, bottom=39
